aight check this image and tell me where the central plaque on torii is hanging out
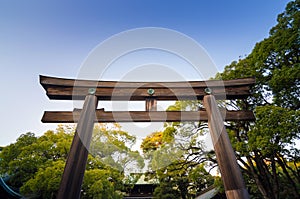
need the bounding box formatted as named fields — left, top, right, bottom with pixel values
left=40, top=75, right=255, bottom=199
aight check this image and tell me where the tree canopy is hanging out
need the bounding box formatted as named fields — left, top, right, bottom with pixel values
left=215, top=1, right=300, bottom=198
left=0, top=124, right=143, bottom=199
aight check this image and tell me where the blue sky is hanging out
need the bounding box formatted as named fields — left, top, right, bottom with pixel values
left=0, top=0, right=290, bottom=146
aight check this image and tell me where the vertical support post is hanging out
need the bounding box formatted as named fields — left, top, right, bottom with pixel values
left=145, top=98, right=157, bottom=111
left=57, top=93, right=98, bottom=199
left=203, top=95, right=249, bottom=199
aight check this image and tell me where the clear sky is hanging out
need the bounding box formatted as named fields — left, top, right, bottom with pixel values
left=0, top=0, right=291, bottom=146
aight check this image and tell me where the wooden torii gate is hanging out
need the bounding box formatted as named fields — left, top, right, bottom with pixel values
left=40, top=75, right=255, bottom=199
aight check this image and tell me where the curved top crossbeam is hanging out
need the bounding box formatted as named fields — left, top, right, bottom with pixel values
left=40, top=75, right=255, bottom=100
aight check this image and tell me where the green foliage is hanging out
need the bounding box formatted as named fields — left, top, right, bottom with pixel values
left=82, top=168, right=123, bottom=199
left=188, top=164, right=215, bottom=194
left=162, top=126, right=176, bottom=143
left=90, top=124, right=144, bottom=173
left=0, top=130, right=72, bottom=189
left=219, top=0, right=300, bottom=110
left=153, top=181, right=181, bottom=199
left=0, top=124, right=142, bottom=198
left=0, top=128, right=74, bottom=197
left=152, top=161, right=215, bottom=199
left=20, top=160, right=65, bottom=198
left=141, top=130, right=184, bottom=170
left=215, top=1, right=300, bottom=198
left=166, top=100, right=200, bottom=112
left=248, top=105, right=300, bottom=155
left=0, top=132, right=37, bottom=175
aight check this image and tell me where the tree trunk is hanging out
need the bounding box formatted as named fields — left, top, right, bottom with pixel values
left=276, top=153, right=300, bottom=198
left=253, top=152, right=276, bottom=199
left=270, top=155, right=279, bottom=199
left=246, top=156, right=270, bottom=199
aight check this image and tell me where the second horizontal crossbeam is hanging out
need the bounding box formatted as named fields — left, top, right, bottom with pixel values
left=42, top=109, right=255, bottom=123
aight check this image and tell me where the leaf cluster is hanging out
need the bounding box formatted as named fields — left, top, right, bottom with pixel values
left=0, top=124, right=143, bottom=199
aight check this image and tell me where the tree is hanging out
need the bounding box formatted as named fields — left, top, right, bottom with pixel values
left=140, top=101, right=218, bottom=198
left=0, top=124, right=143, bottom=198
left=81, top=165, right=124, bottom=199
left=218, top=0, right=300, bottom=110
left=0, top=132, right=38, bottom=188
left=90, top=123, right=144, bottom=173
left=151, top=160, right=215, bottom=199
left=145, top=1, right=300, bottom=198
left=20, top=160, right=65, bottom=198
left=215, top=1, right=300, bottom=198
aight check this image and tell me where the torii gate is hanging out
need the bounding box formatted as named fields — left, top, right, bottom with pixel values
left=40, top=75, right=255, bottom=199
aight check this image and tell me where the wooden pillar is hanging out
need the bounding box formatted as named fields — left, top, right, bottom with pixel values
left=145, top=98, right=157, bottom=111
left=57, top=94, right=98, bottom=199
left=203, top=95, right=249, bottom=199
